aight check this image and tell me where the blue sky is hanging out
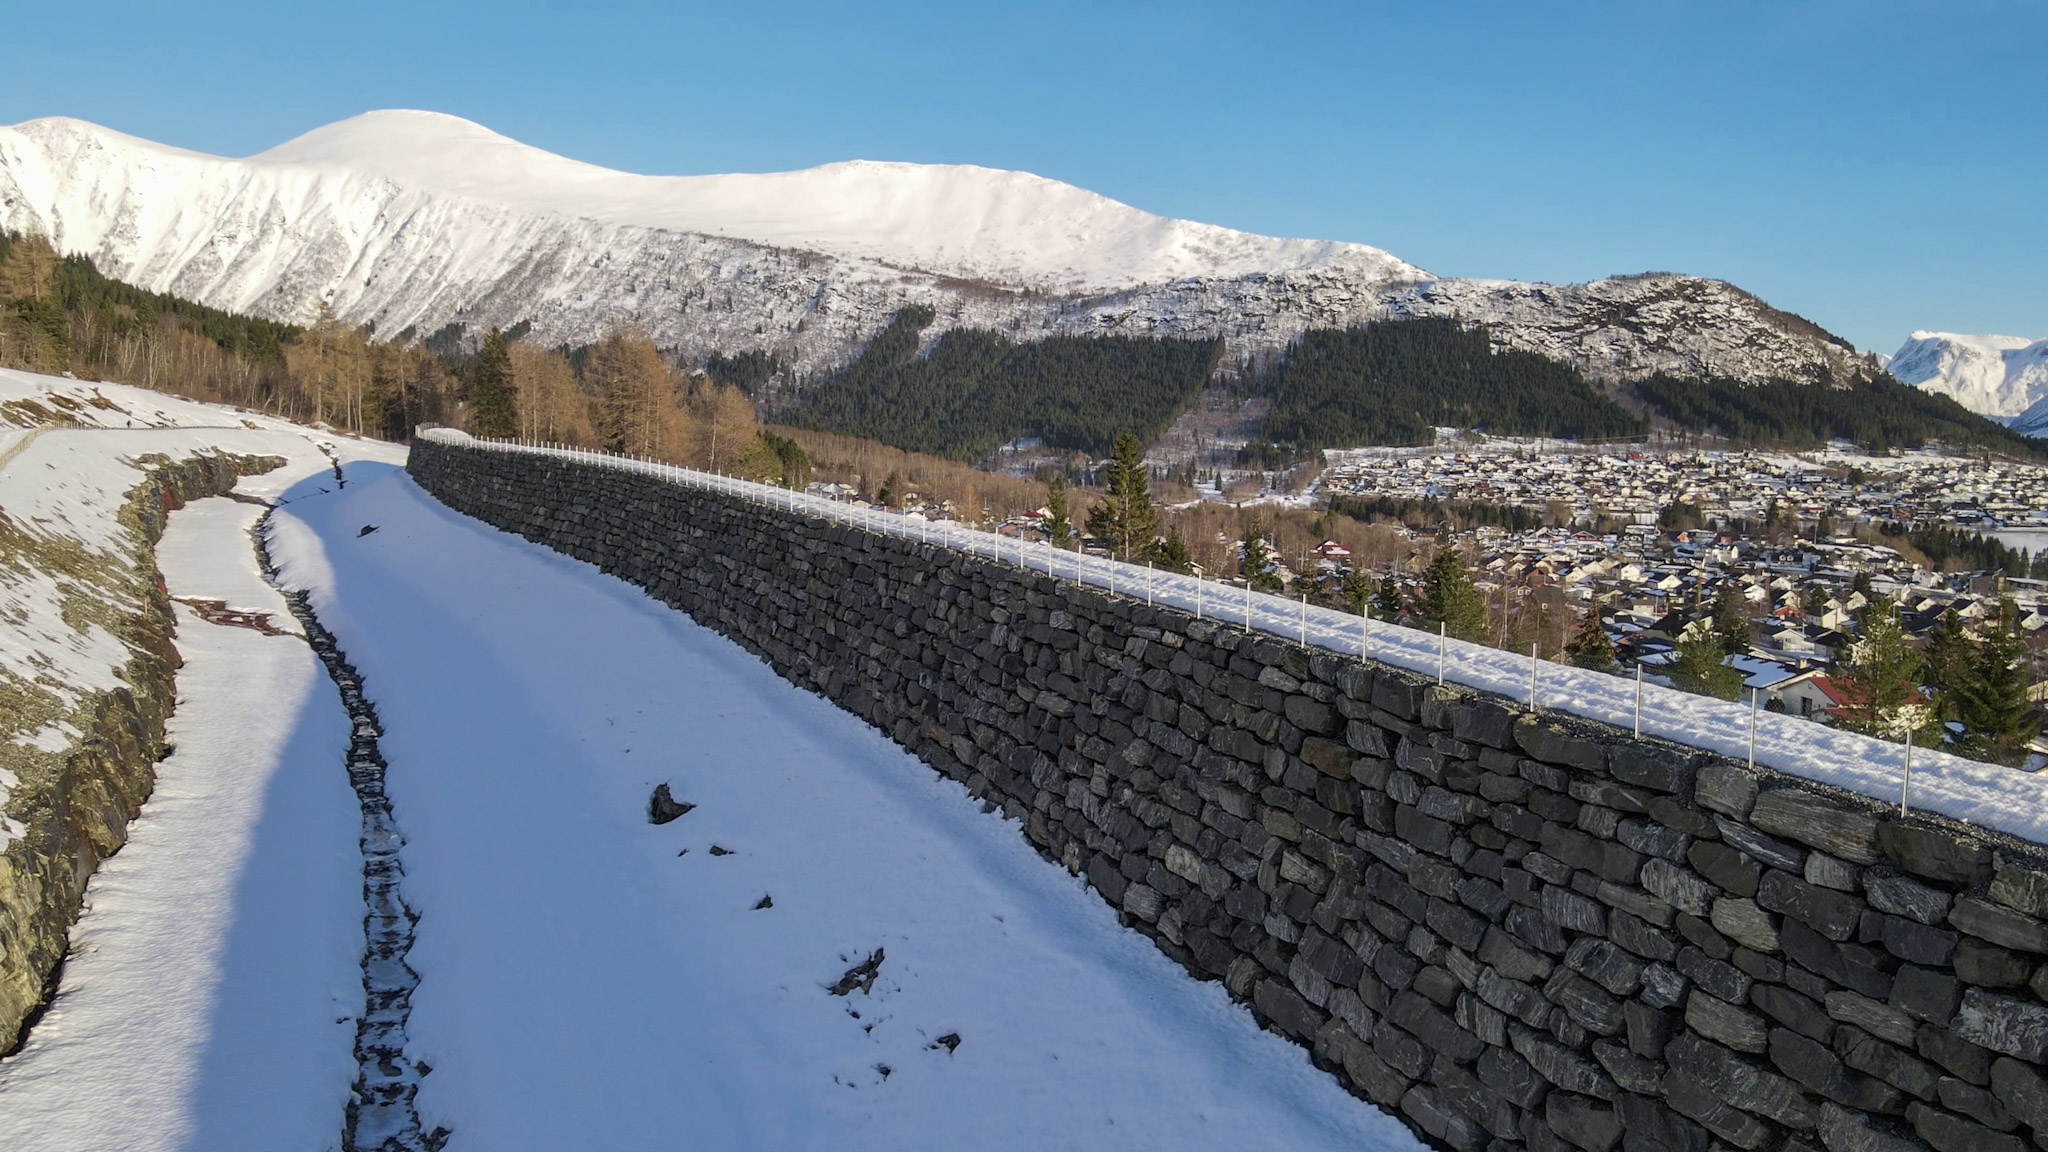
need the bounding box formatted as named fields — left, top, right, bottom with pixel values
left=5, top=1, right=2041, bottom=353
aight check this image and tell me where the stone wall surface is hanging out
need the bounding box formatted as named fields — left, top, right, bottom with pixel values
left=409, top=437, right=2048, bottom=1152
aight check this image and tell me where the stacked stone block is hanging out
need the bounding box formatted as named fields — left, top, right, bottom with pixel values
left=409, top=439, right=2048, bottom=1152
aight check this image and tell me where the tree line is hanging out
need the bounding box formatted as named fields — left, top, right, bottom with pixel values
left=0, top=231, right=807, bottom=484
left=1884, top=522, right=2048, bottom=580
left=785, top=306, right=1223, bottom=461
left=1634, top=370, right=2044, bottom=457
left=1248, top=317, right=1647, bottom=449
left=1329, top=493, right=1556, bottom=534
left=464, top=326, right=800, bottom=483
left=0, top=230, right=309, bottom=415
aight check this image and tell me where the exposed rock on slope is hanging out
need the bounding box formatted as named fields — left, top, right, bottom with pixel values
left=1393, top=274, right=1866, bottom=384
left=0, top=441, right=279, bottom=1051
left=0, top=111, right=1860, bottom=383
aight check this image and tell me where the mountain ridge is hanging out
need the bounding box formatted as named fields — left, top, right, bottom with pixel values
left=0, top=110, right=1866, bottom=385
left=1890, top=330, right=2048, bottom=422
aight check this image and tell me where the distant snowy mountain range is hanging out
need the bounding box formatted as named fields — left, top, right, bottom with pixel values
left=0, top=110, right=1870, bottom=382
left=1889, top=331, right=2048, bottom=432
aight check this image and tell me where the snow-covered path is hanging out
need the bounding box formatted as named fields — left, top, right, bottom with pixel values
left=265, top=460, right=1418, bottom=1150
left=0, top=496, right=363, bottom=1150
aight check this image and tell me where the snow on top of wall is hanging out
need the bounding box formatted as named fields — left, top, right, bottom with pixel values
left=432, top=431, right=2048, bottom=850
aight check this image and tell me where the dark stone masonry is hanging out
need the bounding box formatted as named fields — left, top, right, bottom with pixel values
left=410, top=437, right=2048, bottom=1152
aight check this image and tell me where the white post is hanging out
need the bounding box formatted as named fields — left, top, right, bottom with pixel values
left=1244, top=581, right=1252, bottom=633
left=1529, top=644, right=1539, bottom=710
left=1634, top=664, right=1643, bottom=738
left=1901, top=728, right=1914, bottom=816
left=1438, top=622, right=1446, bottom=686
left=1748, top=690, right=1760, bottom=771
left=1300, top=594, right=1308, bottom=647
left=1361, top=607, right=1369, bottom=660
left=1146, top=563, right=1153, bottom=607
left=1196, top=577, right=1203, bottom=620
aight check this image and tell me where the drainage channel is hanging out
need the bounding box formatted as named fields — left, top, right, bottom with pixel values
left=254, top=510, right=447, bottom=1152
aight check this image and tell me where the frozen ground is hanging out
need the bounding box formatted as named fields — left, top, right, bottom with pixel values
left=263, top=460, right=1418, bottom=1150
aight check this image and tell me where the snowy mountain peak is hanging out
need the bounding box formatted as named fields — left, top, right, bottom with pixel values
left=1890, top=330, right=2048, bottom=420
left=231, top=109, right=1424, bottom=294
left=0, top=110, right=1861, bottom=385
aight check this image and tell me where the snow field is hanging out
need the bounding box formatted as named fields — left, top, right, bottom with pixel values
left=436, top=432, right=2048, bottom=850
left=265, top=460, right=1423, bottom=1151
left=0, top=368, right=409, bottom=1143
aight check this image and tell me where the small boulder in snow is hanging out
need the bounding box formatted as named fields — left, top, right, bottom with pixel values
left=647, top=783, right=694, bottom=825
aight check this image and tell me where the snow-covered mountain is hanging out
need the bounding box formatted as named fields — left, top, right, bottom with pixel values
left=0, top=110, right=1864, bottom=382
left=1889, top=331, right=2048, bottom=421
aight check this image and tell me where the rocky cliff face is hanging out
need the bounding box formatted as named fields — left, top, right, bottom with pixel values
left=0, top=112, right=1863, bottom=384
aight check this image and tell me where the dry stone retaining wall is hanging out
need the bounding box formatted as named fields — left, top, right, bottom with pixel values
left=410, top=438, right=2048, bottom=1152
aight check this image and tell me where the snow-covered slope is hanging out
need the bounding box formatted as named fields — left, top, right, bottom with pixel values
left=252, top=111, right=1420, bottom=294
left=0, top=111, right=1861, bottom=382
left=1890, top=330, right=2048, bottom=420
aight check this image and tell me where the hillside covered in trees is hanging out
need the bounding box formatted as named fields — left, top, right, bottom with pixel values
left=0, top=230, right=302, bottom=408
left=1634, top=371, right=2044, bottom=457
left=1248, top=317, right=1646, bottom=448
left=784, top=306, right=1223, bottom=460
left=0, top=230, right=801, bottom=482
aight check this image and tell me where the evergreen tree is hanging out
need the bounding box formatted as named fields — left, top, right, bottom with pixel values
left=1831, top=600, right=1938, bottom=741
left=1761, top=498, right=1794, bottom=540
left=1635, top=368, right=2042, bottom=459
left=1815, top=507, right=1836, bottom=539
left=877, top=471, right=902, bottom=508
left=1670, top=620, right=1745, bottom=701
left=1920, top=609, right=1973, bottom=716
left=1342, top=567, right=1374, bottom=616
left=1566, top=607, right=1618, bottom=673
left=786, top=305, right=1223, bottom=460
left=1242, top=530, right=1283, bottom=593
left=1658, top=500, right=1704, bottom=531
left=1420, top=531, right=1487, bottom=642
left=1952, top=603, right=2037, bottom=766
left=1041, top=474, right=1077, bottom=548
left=1375, top=574, right=1404, bottom=618
left=468, top=328, right=517, bottom=438
left=1086, top=433, right=1160, bottom=561
left=1155, top=527, right=1194, bottom=575
left=1712, top=585, right=1750, bottom=654
left=1250, top=317, right=1644, bottom=447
